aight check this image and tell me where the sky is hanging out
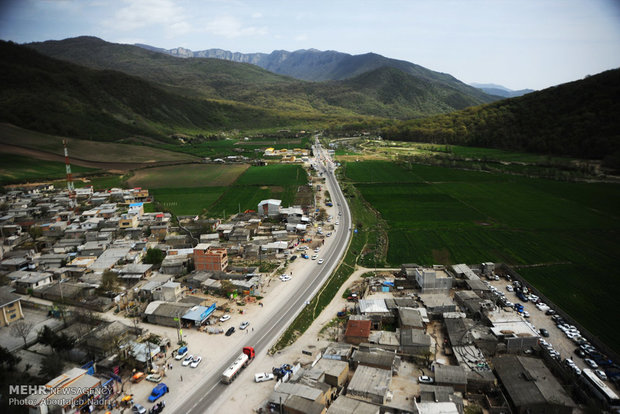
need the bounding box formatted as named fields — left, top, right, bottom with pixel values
left=1, top=0, right=619, bottom=90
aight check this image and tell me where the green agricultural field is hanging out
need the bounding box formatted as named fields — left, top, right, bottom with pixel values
left=0, top=153, right=96, bottom=185
left=127, top=163, right=249, bottom=189
left=343, top=160, right=620, bottom=351
left=234, top=164, right=309, bottom=186
left=149, top=187, right=225, bottom=216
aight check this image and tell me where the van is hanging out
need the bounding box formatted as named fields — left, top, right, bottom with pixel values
left=148, top=383, right=169, bottom=402
left=174, top=346, right=188, bottom=360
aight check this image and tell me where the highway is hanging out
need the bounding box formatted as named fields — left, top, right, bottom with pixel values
left=176, top=138, right=352, bottom=413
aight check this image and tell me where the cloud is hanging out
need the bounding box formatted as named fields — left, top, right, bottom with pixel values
left=294, top=34, right=308, bottom=41
left=202, top=15, right=266, bottom=38
left=251, top=12, right=262, bottom=19
left=103, top=0, right=191, bottom=35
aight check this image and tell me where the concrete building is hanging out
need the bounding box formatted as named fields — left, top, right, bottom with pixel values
left=152, top=281, right=183, bottom=302
left=347, top=365, right=392, bottom=405
left=400, top=328, right=432, bottom=356
left=344, top=319, right=372, bottom=345
left=15, top=272, right=53, bottom=293
left=327, top=395, right=379, bottom=414
left=0, top=286, right=24, bottom=326
left=408, top=267, right=453, bottom=293
left=434, top=364, right=468, bottom=393
left=493, top=355, right=575, bottom=414
left=194, top=244, right=228, bottom=272
left=143, top=301, right=194, bottom=327
left=258, top=199, right=282, bottom=218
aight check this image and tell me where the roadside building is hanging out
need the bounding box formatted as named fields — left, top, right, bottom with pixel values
left=143, top=301, right=194, bottom=327
left=344, top=319, right=372, bottom=345
left=493, top=355, right=575, bottom=414
left=152, top=281, right=183, bottom=302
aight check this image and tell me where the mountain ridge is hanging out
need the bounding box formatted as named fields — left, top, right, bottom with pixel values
left=470, top=82, right=535, bottom=98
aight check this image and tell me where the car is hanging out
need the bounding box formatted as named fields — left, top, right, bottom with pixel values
left=132, top=403, right=147, bottom=414
left=254, top=372, right=275, bottom=383
left=301, top=254, right=309, bottom=259
left=585, top=358, right=599, bottom=369
left=314, top=247, right=320, bottom=253
left=539, top=328, right=549, bottom=337
left=335, top=221, right=339, bottom=225
left=146, top=373, right=163, bottom=383
left=226, top=327, right=235, bottom=336
left=174, top=346, right=188, bottom=360
left=182, top=355, right=194, bottom=366
left=190, top=356, right=202, bottom=368
left=290, top=255, right=297, bottom=261
left=240, top=321, right=250, bottom=330
left=280, top=275, right=292, bottom=282
left=506, top=285, right=514, bottom=292
left=131, top=372, right=145, bottom=383
left=572, top=366, right=582, bottom=376
left=574, top=348, right=586, bottom=358
left=418, top=375, right=434, bottom=384
left=318, top=259, right=324, bottom=265
left=595, top=369, right=608, bottom=381
left=326, top=232, right=332, bottom=237
left=219, top=314, right=231, bottom=322
left=311, top=254, right=318, bottom=260
left=545, top=309, right=556, bottom=315
left=147, top=383, right=169, bottom=402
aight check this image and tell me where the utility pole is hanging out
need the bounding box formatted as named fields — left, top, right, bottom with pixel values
left=63, top=139, right=76, bottom=211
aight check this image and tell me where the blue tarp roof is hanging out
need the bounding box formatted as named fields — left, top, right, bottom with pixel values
left=182, top=303, right=216, bottom=322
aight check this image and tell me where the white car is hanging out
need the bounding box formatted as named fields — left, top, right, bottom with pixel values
left=219, top=314, right=231, bottom=322
left=335, top=221, right=339, bottom=225
left=182, top=355, right=194, bottom=366
left=311, top=255, right=318, bottom=260
left=418, top=375, right=434, bottom=384
left=240, top=321, right=250, bottom=330
left=317, top=259, right=324, bottom=265
left=190, top=356, right=202, bottom=368
left=254, top=372, right=275, bottom=383
left=522, top=311, right=530, bottom=318
left=506, top=285, right=514, bottom=292
left=595, top=369, right=608, bottom=380
left=585, top=358, right=598, bottom=369
left=280, top=275, right=292, bottom=282
left=314, top=247, right=320, bottom=253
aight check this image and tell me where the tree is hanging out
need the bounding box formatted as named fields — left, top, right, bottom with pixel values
left=100, top=270, right=118, bottom=292
left=143, top=248, right=165, bottom=265
left=0, top=345, right=20, bottom=370
left=37, top=325, right=56, bottom=348
left=10, top=320, right=34, bottom=347
left=39, top=354, right=64, bottom=380
left=52, top=333, right=75, bottom=353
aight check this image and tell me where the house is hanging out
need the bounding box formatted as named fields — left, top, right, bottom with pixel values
left=344, top=319, right=372, bottom=345
left=346, top=365, right=391, bottom=405
left=0, top=286, right=24, bottom=326
left=153, top=281, right=183, bottom=302
left=193, top=244, right=228, bottom=272
left=118, top=263, right=153, bottom=281
left=143, top=301, right=194, bottom=327
left=327, top=395, right=379, bottom=414
left=25, top=367, right=102, bottom=414
left=258, top=199, right=282, bottom=217
left=434, top=364, right=468, bottom=393
left=312, top=358, right=349, bottom=388
left=407, top=267, right=453, bottom=293
left=14, top=271, right=54, bottom=293
left=399, top=328, right=432, bottom=356
left=0, top=257, right=30, bottom=272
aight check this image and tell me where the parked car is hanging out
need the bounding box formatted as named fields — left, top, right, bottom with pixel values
left=539, top=328, right=549, bottom=337
left=226, top=327, right=235, bottom=336
left=289, top=255, right=297, bottom=261
left=317, top=259, right=324, bottom=265
left=132, top=403, right=147, bottom=414
left=595, top=369, right=608, bottom=381
left=131, top=372, right=145, bottom=383
left=574, top=348, right=586, bottom=358
left=146, top=373, right=162, bottom=383
left=301, top=254, right=309, bottom=259
left=174, top=346, right=188, bottom=360
left=219, top=314, right=231, bottom=322
left=279, top=275, right=292, bottom=282
left=585, top=358, right=599, bottom=369
left=418, top=375, right=434, bottom=384
left=240, top=321, right=250, bottom=330
left=254, top=372, right=275, bottom=383
left=545, top=309, right=556, bottom=315
left=311, top=255, right=318, bottom=260
left=147, top=383, right=168, bottom=402
left=506, top=285, right=514, bottom=292
left=182, top=354, right=195, bottom=366
left=190, top=356, right=202, bottom=368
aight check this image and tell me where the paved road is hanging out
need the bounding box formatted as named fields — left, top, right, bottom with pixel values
left=176, top=139, right=352, bottom=413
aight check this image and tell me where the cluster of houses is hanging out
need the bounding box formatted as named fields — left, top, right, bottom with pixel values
left=262, top=263, right=585, bottom=414
left=0, top=184, right=321, bottom=413
left=263, top=147, right=310, bottom=162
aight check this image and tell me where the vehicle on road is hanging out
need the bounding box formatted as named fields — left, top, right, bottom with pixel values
left=290, top=255, right=297, bottom=261
left=240, top=321, right=250, bottom=330
left=301, top=254, right=309, bottom=259
left=326, top=232, right=332, bottom=237
left=132, top=403, right=147, bottom=414
left=131, top=372, right=145, bottom=383
left=146, top=373, right=163, bottom=383
left=222, top=347, right=255, bottom=384
left=574, top=348, right=586, bottom=358
left=506, top=285, right=513, bottom=292
left=595, top=369, right=608, bottom=381
left=279, top=275, right=292, bottom=282
left=174, top=346, right=188, bottom=360
left=190, top=356, right=202, bottom=368
left=254, top=372, right=275, bottom=383
left=539, top=328, right=549, bottom=337
left=318, top=259, right=324, bottom=264
left=182, top=355, right=194, bottom=366
left=219, top=315, right=231, bottom=322
left=226, top=327, right=235, bottom=336
left=311, top=255, right=318, bottom=260
left=585, top=358, right=599, bottom=369
left=147, top=383, right=168, bottom=402
left=418, top=375, right=434, bottom=384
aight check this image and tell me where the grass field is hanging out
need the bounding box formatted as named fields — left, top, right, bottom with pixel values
left=148, top=164, right=309, bottom=217
left=127, top=163, right=249, bottom=189
left=342, top=160, right=620, bottom=351
left=0, top=153, right=97, bottom=185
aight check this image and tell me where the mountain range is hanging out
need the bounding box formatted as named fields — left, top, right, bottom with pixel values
left=469, top=82, right=535, bottom=98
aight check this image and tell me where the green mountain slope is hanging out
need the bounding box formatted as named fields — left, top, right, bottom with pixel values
left=0, top=40, right=309, bottom=140
left=382, top=69, right=620, bottom=163
left=27, top=37, right=496, bottom=119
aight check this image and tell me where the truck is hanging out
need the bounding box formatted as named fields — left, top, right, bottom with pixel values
left=221, top=346, right=255, bottom=384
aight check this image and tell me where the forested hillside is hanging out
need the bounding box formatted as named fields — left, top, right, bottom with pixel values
left=382, top=69, right=620, bottom=165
